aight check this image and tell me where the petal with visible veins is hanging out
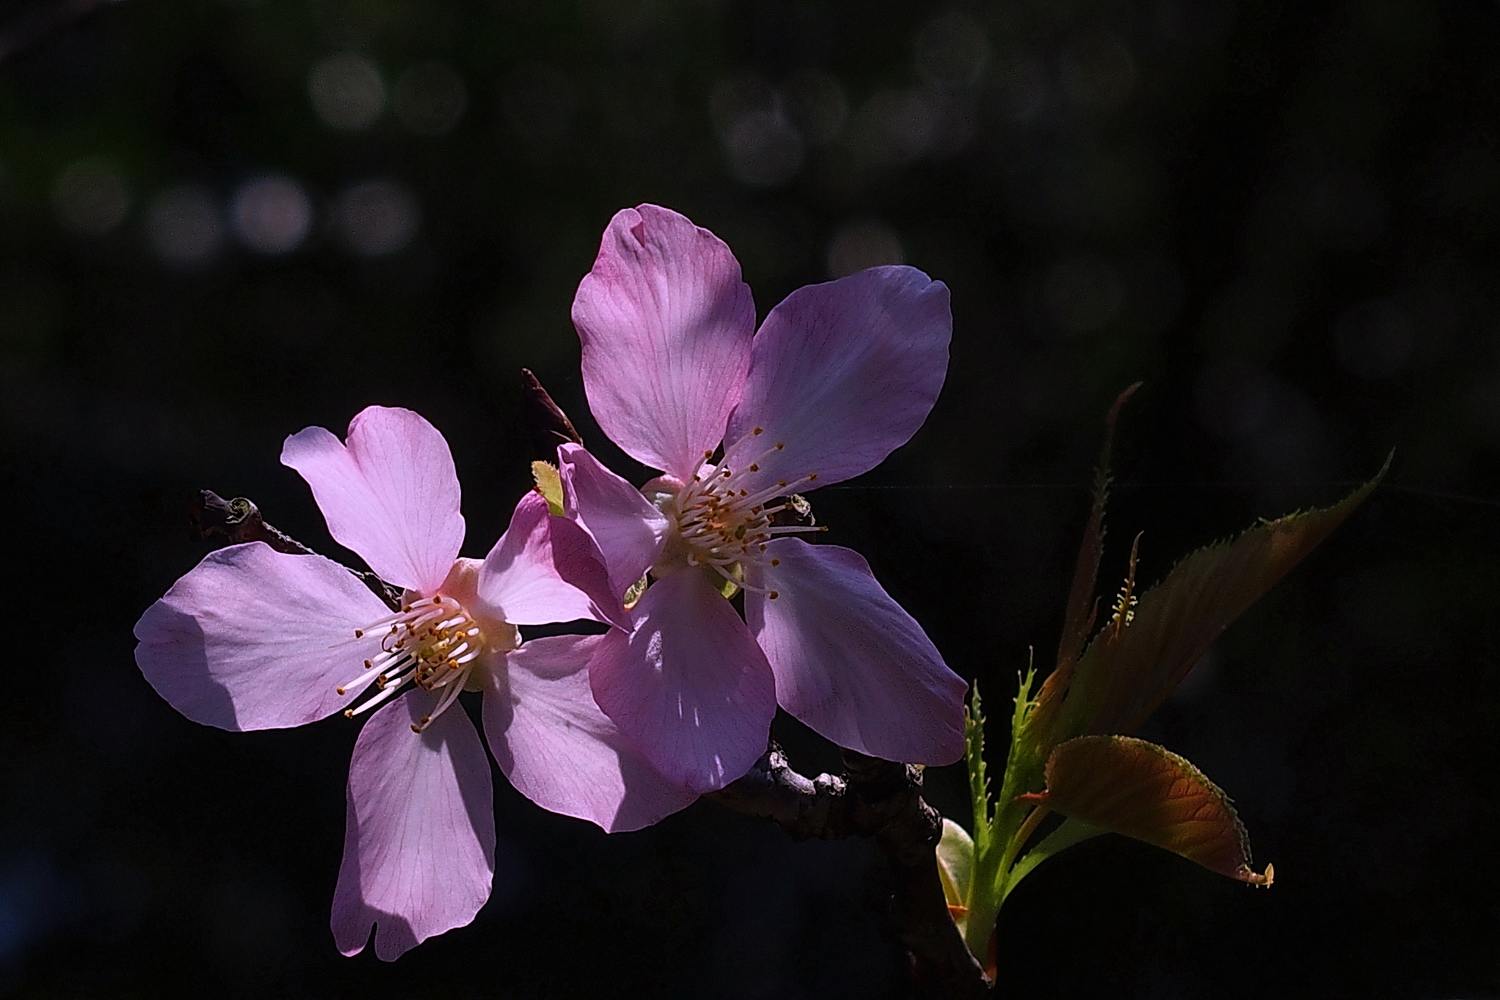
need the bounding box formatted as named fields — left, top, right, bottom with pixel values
left=725, top=266, right=951, bottom=491
left=331, top=694, right=494, bottom=961
left=476, top=491, right=621, bottom=628
left=573, top=205, right=755, bottom=481
left=557, top=442, right=670, bottom=598
left=282, top=405, right=465, bottom=594
left=746, top=538, right=966, bottom=765
left=589, top=570, right=776, bottom=793
left=483, top=634, right=698, bottom=832
left=134, top=543, right=385, bottom=731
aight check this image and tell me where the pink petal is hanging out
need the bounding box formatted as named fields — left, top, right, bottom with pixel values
left=573, top=205, right=755, bottom=481
left=588, top=570, right=776, bottom=793
left=134, top=543, right=387, bottom=731
left=475, top=491, right=622, bottom=628
left=724, top=266, right=951, bottom=490
left=557, top=442, right=669, bottom=599
left=482, top=634, right=698, bottom=832
left=331, top=693, right=495, bottom=961
left=746, top=539, right=967, bottom=764
left=281, top=405, right=465, bottom=594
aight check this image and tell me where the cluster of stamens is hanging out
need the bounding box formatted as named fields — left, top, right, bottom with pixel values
left=339, top=596, right=485, bottom=733
left=674, top=427, right=827, bottom=598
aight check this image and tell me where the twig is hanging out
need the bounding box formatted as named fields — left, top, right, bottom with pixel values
left=189, top=489, right=401, bottom=609
left=191, top=489, right=314, bottom=555
left=706, top=744, right=849, bottom=838
left=521, top=368, right=583, bottom=458
left=710, top=748, right=991, bottom=996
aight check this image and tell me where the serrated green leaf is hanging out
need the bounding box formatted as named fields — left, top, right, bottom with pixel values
left=965, top=685, right=993, bottom=847
left=1030, top=735, right=1273, bottom=885
left=999, top=659, right=1044, bottom=821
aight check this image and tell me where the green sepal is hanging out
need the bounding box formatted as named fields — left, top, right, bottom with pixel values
left=531, top=460, right=565, bottom=516
left=716, top=564, right=742, bottom=599
left=936, top=818, right=976, bottom=939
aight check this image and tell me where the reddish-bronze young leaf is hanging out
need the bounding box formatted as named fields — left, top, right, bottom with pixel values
left=1027, top=735, right=1273, bottom=885
left=1031, top=384, right=1139, bottom=753
left=1066, top=463, right=1386, bottom=740
left=1055, top=383, right=1140, bottom=676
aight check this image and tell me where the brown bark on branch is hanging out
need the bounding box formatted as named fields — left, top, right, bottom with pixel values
left=190, top=490, right=315, bottom=555
left=709, top=749, right=991, bottom=997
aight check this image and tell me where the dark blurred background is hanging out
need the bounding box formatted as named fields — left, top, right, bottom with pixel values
left=3, top=0, right=1498, bottom=996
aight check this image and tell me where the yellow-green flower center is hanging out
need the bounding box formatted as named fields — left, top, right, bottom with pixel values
left=646, top=428, right=825, bottom=599
left=339, top=591, right=518, bottom=732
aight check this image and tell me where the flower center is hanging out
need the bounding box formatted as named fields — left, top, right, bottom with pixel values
left=652, top=427, right=826, bottom=598
left=339, top=595, right=516, bottom=732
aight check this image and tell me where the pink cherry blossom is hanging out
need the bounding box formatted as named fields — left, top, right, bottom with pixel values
left=134, top=405, right=695, bottom=960
left=560, top=204, right=969, bottom=794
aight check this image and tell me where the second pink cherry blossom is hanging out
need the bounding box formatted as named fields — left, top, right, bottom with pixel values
left=561, top=204, right=969, bottom=793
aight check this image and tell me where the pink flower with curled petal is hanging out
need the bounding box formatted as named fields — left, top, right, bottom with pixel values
left=134, top=405, right=695, bottom=961
left=559, top=204, right=969, bottom=794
